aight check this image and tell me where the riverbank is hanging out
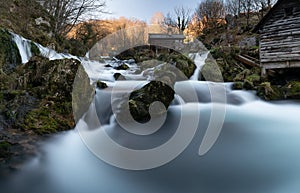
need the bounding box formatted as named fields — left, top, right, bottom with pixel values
left=207, top=46, right=300, bottom=101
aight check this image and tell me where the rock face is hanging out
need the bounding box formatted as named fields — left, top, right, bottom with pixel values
left=0, top=29, right=21, bottom=73
left=18, top=56, right=80, bottom=134
left=0, top=0, right=54, bottom=48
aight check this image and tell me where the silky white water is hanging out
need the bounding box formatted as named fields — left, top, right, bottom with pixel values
left=2, top=79, right=300, bottom=193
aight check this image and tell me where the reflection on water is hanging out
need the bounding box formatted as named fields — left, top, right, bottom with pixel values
left=2, top=86, right=300, bottom=193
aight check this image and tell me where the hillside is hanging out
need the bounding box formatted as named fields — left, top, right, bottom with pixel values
left=0, top=0, right=55, bottom=47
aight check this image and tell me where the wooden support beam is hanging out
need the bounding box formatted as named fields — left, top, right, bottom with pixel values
left=235, top=55, right=260, bottom=68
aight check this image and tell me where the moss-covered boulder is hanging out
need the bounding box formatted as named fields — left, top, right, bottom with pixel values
left=129, top=81, right=175, bottom=123
left=201, top=57, right=223, bottom=82
left=16, top=56, right=81, bottom=134
left=118, top=81, right=175, bottom=123
left=72, top=65, right=95, bottom=123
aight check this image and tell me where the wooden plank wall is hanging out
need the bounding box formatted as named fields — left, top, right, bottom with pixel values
left=259, top=0, right=300, bottom=69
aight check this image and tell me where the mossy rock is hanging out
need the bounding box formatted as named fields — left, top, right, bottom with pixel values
left=72, top=65, right=95, bottom=123
left=0, top=28, right=22, bottom=73
left=0, top=141, right=11, bottom=158
left=14, top=56, right=81, bottom=135
left=257, top=82, right=284, bottom=100
left=233, top=69, right=251, bottom=82
left=284, top=81, right=300, bottom=99
left=233, top=81, right=243, bottom=90
left=201, top=57, right=223, bottom=82
left=245, top=74, right=260, bottom=85
left=117, top=81, right=175, bottom=123
left=96, top=81, right=108, bottom=89
left=243, top=79, right=255, bottom=90
left=23, top=100, right=75, bottom=135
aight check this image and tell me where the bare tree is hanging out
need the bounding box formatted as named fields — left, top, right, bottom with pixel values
left=225, top=0, right=240, bottom=16
left=42, top=0, right=106, bottom=36
left=196, top=0, right=226, bottom=29
left=164, top=6, right=192, bottom=34
left=149, top=12, right=166, bottom=33
left=196, top=0, right=225, bottom=20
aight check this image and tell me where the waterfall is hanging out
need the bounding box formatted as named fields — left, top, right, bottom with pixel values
left=10, top=32, right=80, bottom=64
left=189, top=52, right=209, bottom=81
left=11, top=33, right=33, bottom=64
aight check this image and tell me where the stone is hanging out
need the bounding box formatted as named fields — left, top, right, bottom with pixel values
left=35, top=17, right=51, bottom=27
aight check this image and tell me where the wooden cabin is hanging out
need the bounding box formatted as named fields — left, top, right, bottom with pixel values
left=148, top=33, right=185, bottom=49
left=253, top=0, right=300, bottom=74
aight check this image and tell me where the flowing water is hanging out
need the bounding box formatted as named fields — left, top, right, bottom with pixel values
left=2, top=35, right=300, bottom=193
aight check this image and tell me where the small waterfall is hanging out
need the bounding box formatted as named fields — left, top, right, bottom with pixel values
left=189, top=52, right=209, bottom=80
left=11, top=33, right=33, bottom=64
left=10, top=32, right=80, bottom=64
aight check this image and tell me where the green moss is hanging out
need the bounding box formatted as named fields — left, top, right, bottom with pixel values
left=233, top=82, right=243, bottom=90
left=257, top=82, right=284, bottom=100
left=23, top=107, right=58, bottom=135
left=30, top=42, right=40, bottom=56
left=245, top=74, right=260, bottom=84
left=284, top=81, right=300, bottom=99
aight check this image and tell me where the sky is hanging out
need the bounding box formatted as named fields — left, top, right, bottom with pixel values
left=105, top=0, right=202, bottom=22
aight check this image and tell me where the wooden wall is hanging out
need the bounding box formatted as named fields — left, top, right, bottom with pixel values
left=259, top=0, right=300, bottom=69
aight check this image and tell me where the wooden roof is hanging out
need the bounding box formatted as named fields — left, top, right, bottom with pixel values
left=148, top=33, right=185, bottom=40
left=253, top=0, right=286, bottom=33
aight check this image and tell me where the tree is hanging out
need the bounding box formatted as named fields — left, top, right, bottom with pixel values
left=164, top=6, right=192, bottom=34
left=196, top=0, right=226, bottom=29
left=149, top=12, right=166, bottom=33
left=41, top=0, right=106, bottom=36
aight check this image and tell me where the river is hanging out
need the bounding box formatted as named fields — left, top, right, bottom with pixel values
left=2, top=34, right=300, bottom=193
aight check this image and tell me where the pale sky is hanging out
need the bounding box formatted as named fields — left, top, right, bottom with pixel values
left=105, top=0, right=202, bottom=22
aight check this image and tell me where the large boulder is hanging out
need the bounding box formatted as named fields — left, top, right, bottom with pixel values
left=16, top=56, right=81, bottom=134
left=0, top=55, right=81, bottom=172
left=257, top=82, right=284, bottom=100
